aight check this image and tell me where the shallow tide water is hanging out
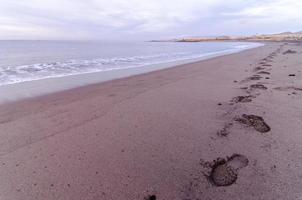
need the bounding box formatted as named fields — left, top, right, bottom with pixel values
left=0, top=41, right=263, bottom=103
left=0, top=41, right=262, bottom=86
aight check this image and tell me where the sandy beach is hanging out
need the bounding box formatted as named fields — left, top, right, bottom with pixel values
left=0, top=42, right=302, bottom=200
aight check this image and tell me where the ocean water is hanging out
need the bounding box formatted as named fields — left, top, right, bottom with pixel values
left=0, top=41, right=262, bottom=86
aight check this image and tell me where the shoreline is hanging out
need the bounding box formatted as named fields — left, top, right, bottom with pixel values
left=1, top=42, right=302, bottom=199
left=0, top=42, right=262, bottom=104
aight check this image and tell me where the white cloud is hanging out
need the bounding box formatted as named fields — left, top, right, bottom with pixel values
left=224, top=0, right=302, bottom=22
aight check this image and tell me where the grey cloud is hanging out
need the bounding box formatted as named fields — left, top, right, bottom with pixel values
left=0, top=0, right=301, bottom=40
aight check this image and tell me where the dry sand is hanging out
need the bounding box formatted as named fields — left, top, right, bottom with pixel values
left=0, top=42, right=302, bottom=200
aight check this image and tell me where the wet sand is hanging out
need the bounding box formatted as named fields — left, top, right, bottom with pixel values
left=0, top=42, right=302, bottom=199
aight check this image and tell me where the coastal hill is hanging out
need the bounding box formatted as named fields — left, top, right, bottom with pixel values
left=178, top=32, right=302, bottom=42
left=152, top=32, right=302, bottom=42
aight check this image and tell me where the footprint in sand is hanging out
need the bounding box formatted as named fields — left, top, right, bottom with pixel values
left=258, top=61, right=266, bottom=65
left=108, top=93, right=116, bottom=97
left=241, top=76, right=262, bottom=83
left=206, top=154, right=249, bottom=187
left=250, top=84, right=268, bottom=90
left=261, top=57, right=273, bottom=62
left=283, top=50, right=297, bottom=54
left=262, top=64, right=272, bottom=67
left=257, top=71, right=270, bottom=75
left=232, top=95, right=254, bottom=103
left=274, top=86, right=302, bottom=93
left=254, top=66, right=265, bottom=71
left=235, top=114, right=271, bottom=133
left=144, top=195, right=156, bottom=200
left=248, top=75, right=262, bottom=81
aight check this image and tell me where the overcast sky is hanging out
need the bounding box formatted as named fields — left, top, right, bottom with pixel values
left=0, top=0, right=301, bottom=40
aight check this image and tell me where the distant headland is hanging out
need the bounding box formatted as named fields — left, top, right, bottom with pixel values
left=151, top=32, right=302, bottom=42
